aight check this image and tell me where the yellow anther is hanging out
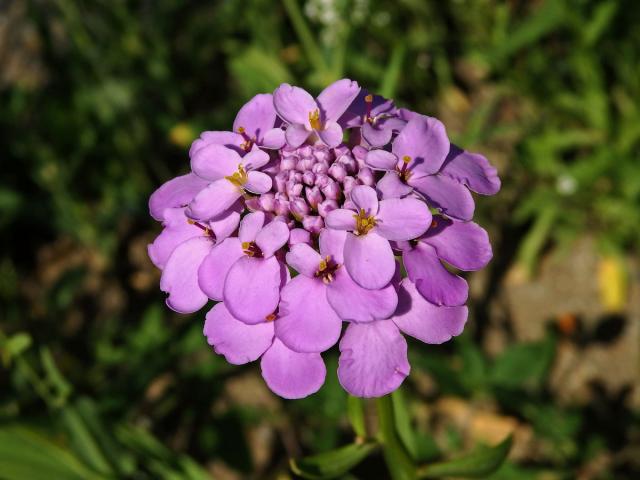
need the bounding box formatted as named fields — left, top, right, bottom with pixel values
left=187, top=219, right=196, bottom=224
left=225, top=164, right=248, bottom=187
left=364, top=94, right=373, bottom=103
left=241, top=242, right=251, bottom=250
left=265, top=313, right=277, bottom=322
left=353, top=208, right=377, bottom=235
left=309, top=109, right=322, bottom=130
left=402, top=155, right=411, bottom=164
left=237, top=126, right=245, bottom=134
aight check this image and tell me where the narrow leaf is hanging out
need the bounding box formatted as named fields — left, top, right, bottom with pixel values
left=347, top=395, right=367, bottom=439
left=290, top=442, right=378, bottom=479
left=417, top=435, right=513, bottom=479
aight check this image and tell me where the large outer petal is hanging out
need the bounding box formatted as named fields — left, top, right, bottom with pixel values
left=148, top=207, right=202, bottom=269
left=160, top=237, right=212, bottom=313
left=344, top=233, right=395, bottom=290
left=422, top=219, right=492, bottom=271
left=350, top=185, right=379, bottom=216
left=326, top=267, right=398, bottom=322
left=204, top=303, right=274, bottom=365
left=338, top=321, right=409, bottom=398
left=403, top=242, right=468, bottom=306
left=362, top=122, right=393, bottom=147
left=188, top=179, right=242, bottom=221
left=275, top=276, right=342, bottom=352
left=149, top=173, right=209, bottom=221
left=224, top=256, right=283, bottom=324
left=209, top=207, right=241, bottom=242
left=392, top=280, right=467, bottom=344
left=273, top=84, right=317, bottom=125
left=316, top=78, right=361, bottom=121
left=286, top=243, right=321, bottom=277
left=375, top=197, right=431, bottom=241
left=392, top=116, right=449, bottom=175
left=261, top=339, right=326, bottom=399
left=365, top=150, right=397, bottom=171
left=255, top=220, right=290, bottom=258
left=440, top=145, right=501, bottom=195
left=410, top=174, right=475, bottom=221
left=198, top=237, right=244, bottom=301
left=191, top=144, right=242, bottom=181
left=233, top=93, right=277, bottom=142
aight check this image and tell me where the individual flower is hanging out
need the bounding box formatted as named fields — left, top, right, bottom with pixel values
left=325, top=185, right=431, bottom=289
left=339, top=91, right=406, bottom=147
left=273, top=79, right=360, bottom=148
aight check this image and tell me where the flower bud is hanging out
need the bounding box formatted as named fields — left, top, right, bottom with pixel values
left=289, top=228, right=311, bottom=246
left=286, top=181, right=303, bottom=197
left=290, top=197, right=310, bottom=219
left=337, top=154, right=357, bottom=174
left=305, top=186, right=323, bottom=208
left=318, top=199, right=339, bottom=217
left=302, top=171, right=315, bottom=186
left=328, top=163, right=347, bottom=182
left=315, top=173, right=329, bottom=188
left=274, top=198, right=290, bottom=216
left=302, top=215, right=324, bottom=234
left=358, top=167, right=375, bottom=186
left=343, top=176, right=358, bottom=194
left=321, top=179, right=341, bottom=200
left=275, top=171, right=288, bottom=192
left=280, top=156, right=296, bottom=171
left=312, top=162, right=328, bottom=175
left=258, top=193, right=275, bottom=211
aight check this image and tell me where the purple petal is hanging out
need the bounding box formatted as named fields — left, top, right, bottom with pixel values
left=276, top=276, right=342, bottom=352
left=242, top=146, right=270, bottom=170
left=191, top=144, right=243, bottom=181
left=233, top=93, right=277, bottom=142
left=198, top=237, right=244, bottom=301
left=209, top=208, right=241, bottom=242
left=316, top=78, right=361, bottom=121
left=239, top=211, right=265, bottom=243
left=325, top=209, right=357, bottom=231
left=286, top=243, right=321, bottom=277
left=319, top=228, right=347, bottom=263
left=317, top=121, right=343, bottom=148
left=149, top=173, right=209, bottom=221
left=262, top=127, right=286, bottom=149
left=362, top=122, right=393, bottom=147
left=326, top=267, right=398, bottom=322
left=261, top=339, right=326, bottom=399
left=189, top=131, right=244, bottom=157
left=422, top=219, right=492, bottom=271
left=273, top=83, right=317, bottom=125
left=255, top=220, right=289, bottom=258
left=365, top=149, right=397, bottom=171
left=224, top=256, right=283, bottom=324
left=375, top=197, right=431, bottom=241
left=410, top=174, right=475, bottom=221
left=338, top=321, right=409, bottom=398
left=245, top=171, right=272, bottom=194
left=403, top=242, right=468, bottom=306
left=160, top=237, right=212, bottom=313
left=148, top=207, right=203, bottom=269
left=285, top=123, right=311, bottom=148
left=376, top=171, right=414, bottom=200
left=188, top=179, right=242, bottom=221
left=289, top=228, right=312, bottom=246
left=440, top=145, right=501, bottom=195
left=344, top=233, right=395, bottom=290
left=392, top=279, right=467, bottom=344
left=392, top=116, right=449, bottom=175
left=204, top=303, right=274, bottom=365
left=350, top=185, right=379, bottom=215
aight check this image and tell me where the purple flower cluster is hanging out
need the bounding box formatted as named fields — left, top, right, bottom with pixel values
left=148, top=79, right=500, bottom=399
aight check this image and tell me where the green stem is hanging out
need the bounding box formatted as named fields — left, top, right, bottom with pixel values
left=376, top=395, right=417, bottom=480
left=281, top=0, right=328, bottom=75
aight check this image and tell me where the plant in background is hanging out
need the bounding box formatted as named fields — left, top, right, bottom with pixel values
left=147, top=79, right=507, bottom=478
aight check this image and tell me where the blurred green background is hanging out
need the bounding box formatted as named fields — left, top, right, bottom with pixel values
left=1, top=0, right=639, bottom=478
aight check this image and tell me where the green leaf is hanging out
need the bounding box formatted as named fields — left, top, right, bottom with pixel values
left=228, top=47, right=293, bottom=98
left=490, top=335, right=556, bottom=390
left=417, top=436, right=513, bottom=479
left=376, top=395, right=417, bottom=480
left=0, top=425, right=107, bottom=480
left=347, top=395, right=367, bottom=439
left=391, top=389, right=417, bottom=459
left=290, top=442, right=379, bottom=479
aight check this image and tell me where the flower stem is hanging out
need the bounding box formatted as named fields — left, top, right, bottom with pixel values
left=375, top=395, right=417, bottom=480
left=281, top=0, right=329, bottom=76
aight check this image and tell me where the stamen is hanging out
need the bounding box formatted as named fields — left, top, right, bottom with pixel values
left=242, top=241, right=263, bottom=258
left=364, top=94, right=373, bottom=123
left=314, top=255, right=340, bottom=283
left=187, top=219, right=214, bottom=237
left=309, top=109, right=322, bottom=130
left=353, top=208, right=377, bottom=235
left=225, top=164, right=249, bottom=187
left=398, top=155, right=412, bottom=181
left=265, top=313, right=277, bottom=322
left=431, top=219, right=438, bottom=229
left=237, top=126, right=253, bottom=151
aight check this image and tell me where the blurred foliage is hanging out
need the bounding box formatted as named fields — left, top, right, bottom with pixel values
left=1, top=0, right=639, bottom=478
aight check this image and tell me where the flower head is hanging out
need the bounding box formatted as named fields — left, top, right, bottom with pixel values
left=148, top=79, right=500, bottom=399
